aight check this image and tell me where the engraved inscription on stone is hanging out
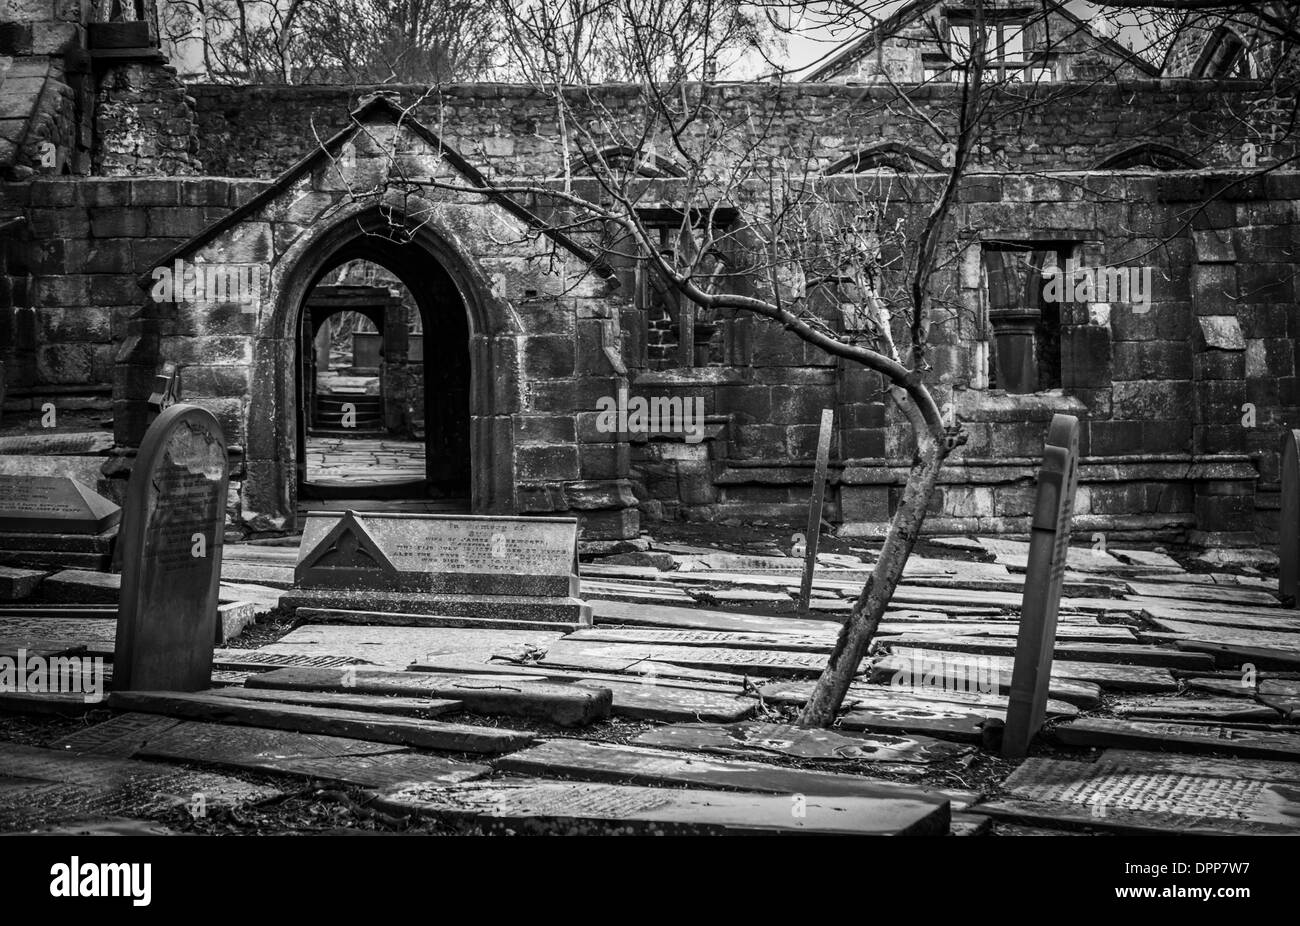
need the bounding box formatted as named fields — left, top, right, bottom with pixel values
left=1005, top=758, right=1271, bottom=821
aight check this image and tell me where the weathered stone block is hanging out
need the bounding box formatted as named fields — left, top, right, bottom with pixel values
left=89, top=207, right=148, bottom=238
left=840, top=485, right=891, bottom=521
left=1111, top=380, right=1192, bottom=420
left=515, top=443, right=580, bottom=481
left=36, top=343, right=94, bottom=384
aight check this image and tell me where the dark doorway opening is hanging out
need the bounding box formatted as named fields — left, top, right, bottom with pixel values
left=294, top=253, right=471, bottom=511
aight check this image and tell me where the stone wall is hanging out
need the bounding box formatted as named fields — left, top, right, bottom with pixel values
left=187, top=80, right=1293, bottom=180
left=622, top=169, right=1298, bottom=542
left=0, top=175, right=256, bottom=514
left=93, top=61, right=201, bottom=176
left=0, top=0, right=91, bottom=178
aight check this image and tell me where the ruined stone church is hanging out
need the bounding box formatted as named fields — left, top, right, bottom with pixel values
left=1, top=0, right=1296, bottom=548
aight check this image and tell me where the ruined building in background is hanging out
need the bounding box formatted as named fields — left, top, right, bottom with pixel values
left=1, top=0, right=1297, bottom=548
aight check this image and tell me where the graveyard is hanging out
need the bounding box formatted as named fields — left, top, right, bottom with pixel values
left=0, top=407, right=1298, bottom=836
left=0, top=0, right=1298, bottom=851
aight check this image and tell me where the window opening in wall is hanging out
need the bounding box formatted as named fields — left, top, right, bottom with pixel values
left=981, top=242, right=1070, bottom=393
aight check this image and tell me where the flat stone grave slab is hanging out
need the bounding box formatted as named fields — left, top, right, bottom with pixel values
left=884, top=634, right=1212, bottom=670
left=973, top=749, right=1300, bottom=835
left=0, top=742, right=277, bottom=832
left=888, top=646, right=1178, bottom=693
left=1111, top=695, right=1282, bottom=723
left=374, top=779, right=949, bottom=836
left=632, top=721, right=970, bottom=764
left=1125, top=580, right=1280, bottom=607
left=975, top=537, right=1124, bottom=574
left=1184, top=676, right=1258, bottom=698
left=565, top=627, right=837, bottom=653
left=0, top=474, right=120, bottom=535
left=254, top=624, right=566, bottom=670
left=868, top=655, right=1103, bottom=708
left=240, top=671, right=759, bottom=728
left=0, top=616, right=115, bottom=655
left=689, top=588, right=795, bottom=611
left=135, top=720, right=490, bottom=789
left=244, top=666, right=611, bottom=727
left=108, top=690, right=531, bottom=754
left=1123, top=595, right=1290, bottom=618
left=0, top=690, right=104, bottom=715
left=582, top=583, right=695, bottom=605
left=889, top=585, right=1025, bottom=610
left=1111, top=549, right=1183, bottom=570
left=875, top=622, right=1134, bottom=642
left=1144, top=620, right=1300, bottom=655
left=1170, top=640, right=1300, bottom=671
left=294, top=607, right=586, bottom=633
left=51, top=713, right=185, bottom=757
left=281, top=588, right=591, bottom=624
left=1052, top=717, right=1300, bottom=760
left=591, top=599, right=841, bottom=634
left=408, top=656, right=757, bottom=722
left=290, top=511, right=590, bottom=623
left=838, top=704, right=1006, bottom=743
left=1141, top=604, right=1300, bottom=633
left=208, top=686, right=464, bottom=718
left=757, top=679, right=1079, bottom=716
left=495, top=738, right=971, bottom=807
left=541, top=639, right=840, bottom=677
left=211, top=650, right=372, bottom=671
left=1257, top=679, right=1300, bottom=718
left=219, top=562, right=294, bottom=588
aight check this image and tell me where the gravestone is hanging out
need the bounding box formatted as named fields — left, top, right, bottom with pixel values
left=1279, top=430, right=1300, bottom=606
left=113, top=404, right=229, bottom=691
left=797, top=408, right=834, bottom=613
left=0, top=473, right=121, bottom=572
left=1002, top=413, right=1080, bottom=759
left=0, top=474, right=121, bottom=534
left=284, top=511, right=591, bottom=624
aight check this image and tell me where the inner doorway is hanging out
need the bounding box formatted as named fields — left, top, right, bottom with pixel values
left=296, top=257, right=471, bottom=513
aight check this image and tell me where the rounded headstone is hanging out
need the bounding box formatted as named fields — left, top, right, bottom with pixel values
left=113, top=404, right=229, bottom=692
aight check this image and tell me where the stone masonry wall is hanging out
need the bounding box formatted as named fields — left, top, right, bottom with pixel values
left=187, top=81, right=1294, bottom=180
left=624, top=169, right=1298, bottom=542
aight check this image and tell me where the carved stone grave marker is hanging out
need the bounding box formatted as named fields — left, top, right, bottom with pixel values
left=113, top=404, right=229, bottom=691
left=1002, top=414, right=1080, bottom=759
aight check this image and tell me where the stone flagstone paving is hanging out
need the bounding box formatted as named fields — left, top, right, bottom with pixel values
left=1, top=533, right=1298, bottom=836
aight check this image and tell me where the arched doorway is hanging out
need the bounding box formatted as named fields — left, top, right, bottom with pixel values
left=245, top=205, right=520, bottom=531
left=296, top=262, right=470, bottom=506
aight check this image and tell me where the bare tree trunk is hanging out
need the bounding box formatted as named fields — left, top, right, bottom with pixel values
left=798, top=388, right=952, bottom=726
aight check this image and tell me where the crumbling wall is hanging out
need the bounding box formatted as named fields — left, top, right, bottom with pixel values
left=93, top=60, right=201, bottom=176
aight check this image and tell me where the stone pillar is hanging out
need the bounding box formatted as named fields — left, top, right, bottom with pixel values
left=989, top=305, right=1041, bottom=394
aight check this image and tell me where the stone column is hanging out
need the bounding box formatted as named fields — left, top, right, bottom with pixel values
left=989, top=305, right=1041, bottom=394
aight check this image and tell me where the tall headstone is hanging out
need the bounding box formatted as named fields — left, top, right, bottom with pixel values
left=1002, top=414, right=1080, bottom=760
left=1279, top=430, right=1300, bottom=607
left=113, top=404, right=229, bottom=691
left=797, top=408, right=834, bottom=613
